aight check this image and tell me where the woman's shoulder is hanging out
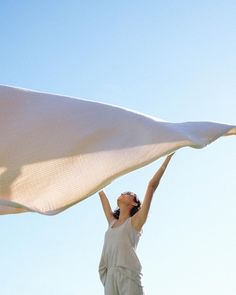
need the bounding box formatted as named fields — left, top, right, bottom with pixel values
left=108, top=217, right=117, bottom=226
left=130, top=215, right=144, bottom=234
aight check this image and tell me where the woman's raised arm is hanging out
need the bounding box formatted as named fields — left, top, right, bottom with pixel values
left=99, top=190, right=114, bottom=223
left=132, top=153, right=175, bottom=231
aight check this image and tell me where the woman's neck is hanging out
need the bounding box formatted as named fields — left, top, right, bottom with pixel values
left=118, top=208, right=130, bottom=221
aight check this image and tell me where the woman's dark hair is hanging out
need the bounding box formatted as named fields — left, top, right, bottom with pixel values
left=112, top=194, right=141, bottom=219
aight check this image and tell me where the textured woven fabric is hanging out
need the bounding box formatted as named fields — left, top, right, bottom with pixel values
left=0, top=84, right=235, bottom=215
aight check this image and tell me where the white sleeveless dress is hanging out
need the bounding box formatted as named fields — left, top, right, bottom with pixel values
left=99, top=217, right=144, bottom=294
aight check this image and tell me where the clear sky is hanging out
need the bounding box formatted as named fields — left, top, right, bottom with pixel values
left=0, top=1, right=235, bottom=294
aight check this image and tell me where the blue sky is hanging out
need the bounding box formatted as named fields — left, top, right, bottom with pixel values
left=0, top=1, right=235, bottom=294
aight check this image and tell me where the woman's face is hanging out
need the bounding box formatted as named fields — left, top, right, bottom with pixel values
left=117, top=192, right=138, bottom=207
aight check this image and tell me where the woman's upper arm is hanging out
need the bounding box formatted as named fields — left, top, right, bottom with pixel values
left=106, top=212, right=115, bottom=224
left=99, top=191, right=114, bottom=223
left=132, top=184, right=155, bottom=230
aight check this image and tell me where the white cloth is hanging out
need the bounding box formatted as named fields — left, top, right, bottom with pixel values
left=0, top=84, right=235, bottom=215
left=104, top=266, right=144, bottom=295
left=99, top=217, right=142, bottom=286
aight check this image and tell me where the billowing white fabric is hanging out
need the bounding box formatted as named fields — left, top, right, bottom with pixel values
left=0, top=84, right=235, bottom=215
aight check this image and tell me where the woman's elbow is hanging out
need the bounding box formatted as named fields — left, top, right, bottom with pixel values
left=148, top=181, right=159, bottom=191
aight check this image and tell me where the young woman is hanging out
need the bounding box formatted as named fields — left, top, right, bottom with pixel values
left=98, top=153, right=175, bottom=295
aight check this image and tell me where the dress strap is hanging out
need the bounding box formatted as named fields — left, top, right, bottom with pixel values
left=109, top=218, right=117, bottom=227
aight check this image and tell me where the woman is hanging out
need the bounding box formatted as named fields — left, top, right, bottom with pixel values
left=98, top=153, right=175, bottom=295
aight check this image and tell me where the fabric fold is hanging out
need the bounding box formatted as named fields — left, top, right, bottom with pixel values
left=0, top=84, right=235, bottom=215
